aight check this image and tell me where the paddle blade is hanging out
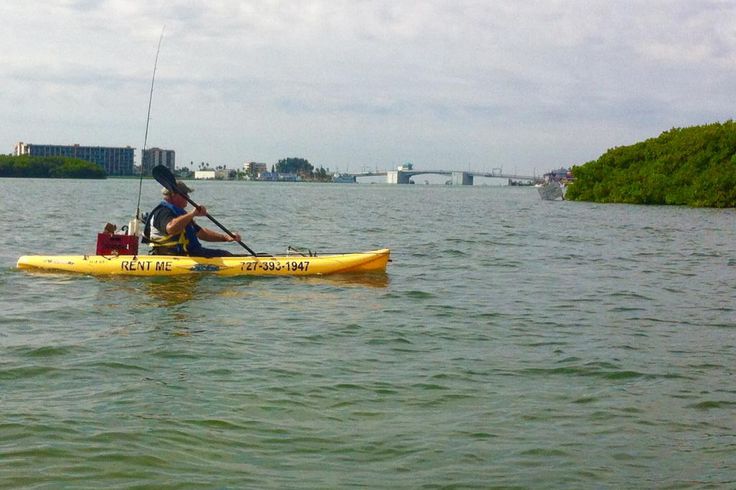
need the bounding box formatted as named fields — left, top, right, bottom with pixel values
left=151, top=165, right=178, bottom=193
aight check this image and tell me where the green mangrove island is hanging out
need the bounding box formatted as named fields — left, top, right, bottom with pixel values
left=566, top=121, right=736, bottom=207
left=0, top=155, right=106, bottom=179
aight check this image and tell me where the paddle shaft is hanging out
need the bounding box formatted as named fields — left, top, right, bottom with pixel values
left=180, top=193, right=257, bottom=256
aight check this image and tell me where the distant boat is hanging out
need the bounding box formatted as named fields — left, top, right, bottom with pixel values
left=538, top=181, right=565, bottom=200
left=332, top=173, right=356, bottom=183
left=509, top=179, right=533, bottom=186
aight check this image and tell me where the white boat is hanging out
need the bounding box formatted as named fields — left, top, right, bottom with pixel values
left=537, top=181, right=565, bottom=200
left=332, top=173, right=356, bottom=183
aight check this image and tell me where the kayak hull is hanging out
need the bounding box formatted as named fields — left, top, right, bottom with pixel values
left=16, top=249, right=390, bottom=277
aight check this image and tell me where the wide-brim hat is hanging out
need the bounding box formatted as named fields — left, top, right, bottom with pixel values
left=162, top=180, right=194, bottom=196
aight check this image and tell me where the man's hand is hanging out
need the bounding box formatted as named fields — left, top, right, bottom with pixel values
left=192, top=205, right=207, bottom=217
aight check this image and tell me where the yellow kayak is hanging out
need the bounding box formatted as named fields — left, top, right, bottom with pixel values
left=17, top=249, right=390, bottom=277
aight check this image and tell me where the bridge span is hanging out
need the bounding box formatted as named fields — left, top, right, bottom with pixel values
left=349, top=169, right=537, bottom=185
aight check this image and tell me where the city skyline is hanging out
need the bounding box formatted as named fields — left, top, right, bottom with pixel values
left=2, top=1, right=735, bottom=175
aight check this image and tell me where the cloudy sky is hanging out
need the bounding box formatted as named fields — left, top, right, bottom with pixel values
left=2, top=0, right=735, bottom=175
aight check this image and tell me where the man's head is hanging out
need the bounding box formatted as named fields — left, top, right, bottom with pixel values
left=162, top=181, right=193, bottom=207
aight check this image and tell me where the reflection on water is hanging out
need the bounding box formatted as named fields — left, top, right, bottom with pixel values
left=96, top=275, right=201, bottom=308
left=298, top=272, right=389, bottom=288
left=96, top=271, right=388, bottom=309
left=139, top=276, right=201, bottom=307
left=114, top=272, right=386, bottom=301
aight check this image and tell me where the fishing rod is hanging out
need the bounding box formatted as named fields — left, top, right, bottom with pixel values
left=130, top=26, right=165, bottom=236
left=133, top=29, right=258, bottom=257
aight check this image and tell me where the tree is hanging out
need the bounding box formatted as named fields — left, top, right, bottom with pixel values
left=276, top=157, right=314, bottom=177
left=314, top=166, right=330, bottom=182
left=566, top=120, right=736, bottom=207
left=176, top=166, right=193, bottom=178
left=0, top=155, right=106, bottom=179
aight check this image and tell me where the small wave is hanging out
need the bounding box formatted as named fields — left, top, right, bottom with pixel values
left=467, top=431, right=496, bottom=439
left=470, top=311, right=503, bottom=319
left=607, top=291, right=653, bottom=301
left=0, top=365, right=62, bottom=380
left=441, top=249, right=468, bottom=257
left=518, top=447, right=571, bottom=457
left=446, top=237, right=477, bottom=244
left=366, top=336, right=413, bottom=346
left=557, top=356, right=582, bottom=363
left=687, top=363, right=725, bottom=370
left=204, top=368, right=233, bottom=376
left=608, top=306, right=647, bottom=313
left=687, top=400, right=736, bottom=410
left=332, top=382, right=368, bottom=390
left=83, top=361, right=148, bottom=372
left=604, top=370, right=646, bottom=380
left=572, top=396, right=599, bottom=404
left=18, top=345, right=77, bottom=358
left=183, top=418, right=250, bottom=430
left=151, top=350, right=201, bottom=360
left=614, top=344, right=638, bottom=351
left=691, top=251, right=721, bottom=258
left=525, top=341, right=568, bottom=347
left=411, top=382, right=449, bottom=390
left=404, top=290, right=435, bottom=299
left=707, top=322, right=736, bottom=329
left=521, top=365, right=682, bottom=381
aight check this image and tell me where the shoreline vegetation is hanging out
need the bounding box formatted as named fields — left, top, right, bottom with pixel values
left=567, top=120, right=736, bottom=207
left=0, top=155, right=106, bottom=179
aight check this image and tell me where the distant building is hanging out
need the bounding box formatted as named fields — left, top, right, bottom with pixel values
left=332, top=173, right=356, bottom=183
left=544, top=167, right=572, bottom=182
left=279, top=173, right=299, bottom=182
left=14, top=142, right=134, bottom=175
left=194, top=170, right=216, bottom=180
left=245, top=161, right=268, bottom=176
left=255, top=171, right=301, bottom=182
left=257, top=171, right=278, bottom=181
left=142, top=147, right=175, bottom=175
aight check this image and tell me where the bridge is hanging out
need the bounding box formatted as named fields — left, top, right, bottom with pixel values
left=348, top=168, right=538, bottom=185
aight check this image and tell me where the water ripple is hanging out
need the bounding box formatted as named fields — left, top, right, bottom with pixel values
left=2, top=181, right=735, bottom=488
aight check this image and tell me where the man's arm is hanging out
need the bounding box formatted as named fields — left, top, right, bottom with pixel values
left=165, top=206, right=207, bottom=235
left=197, top=227, right=241, bottom=243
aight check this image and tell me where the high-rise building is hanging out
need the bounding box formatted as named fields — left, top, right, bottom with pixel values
left=245, top=161, right=268, bottom=176
left=142, top=148, right=175, bottom=175
left=14, top=142, right=134, bottom=176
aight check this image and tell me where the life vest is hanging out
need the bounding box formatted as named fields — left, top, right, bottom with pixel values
left=143, top=201, right=201, bottom=254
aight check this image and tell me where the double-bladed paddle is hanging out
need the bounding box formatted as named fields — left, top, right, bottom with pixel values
left=151, top=165, right=257, bottom=256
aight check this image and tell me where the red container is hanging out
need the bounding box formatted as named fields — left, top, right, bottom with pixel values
left=96, top=234, right=139, bottom=256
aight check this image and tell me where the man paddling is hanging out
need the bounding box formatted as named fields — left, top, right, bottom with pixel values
left=143, top=180, right=242, bottom=257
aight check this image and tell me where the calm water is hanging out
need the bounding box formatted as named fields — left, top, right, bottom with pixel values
left=1, top=178, right=735, bottom=488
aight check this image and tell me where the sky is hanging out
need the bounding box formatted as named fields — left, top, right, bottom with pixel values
left=2, top=0, right=735, bottom=176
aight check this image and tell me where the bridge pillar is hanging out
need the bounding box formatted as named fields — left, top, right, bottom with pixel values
left=452, top=171, right=473, bottom=185
left=387, top=170, right=413, bottom=184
